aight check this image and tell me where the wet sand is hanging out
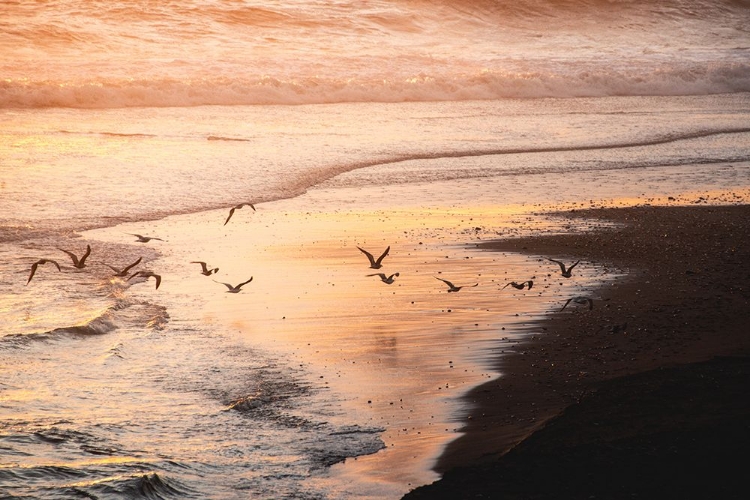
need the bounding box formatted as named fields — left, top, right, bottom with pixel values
left=403, top=203, right=750, bottom=499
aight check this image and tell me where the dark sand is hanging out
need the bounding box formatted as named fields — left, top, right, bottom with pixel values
left=403, top=205, right=750, bottom=499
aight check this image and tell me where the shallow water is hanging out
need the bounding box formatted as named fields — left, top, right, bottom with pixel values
left=4, top=1, right=750, bottom=497
left=2, top=93, right=750, bottom=498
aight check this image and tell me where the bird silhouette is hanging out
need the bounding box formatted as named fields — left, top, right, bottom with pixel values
left=224, top=203, right=256, bottom=225
left=357, top=246, right=390, bottom=269
left=58, top=244, right=91, bottom=269
left=560, top=296, right=593, bottom=311
left=214, top=277, right=253, bottom=293
left=104, top=257, right=142, bottom=277
left=367, top=272, right=400, bottom=284
left=128, top=233, right=164, bottom=243
left=191, top=261, right=219, bottom=276
left=435, top=276, right=478, bottom=292
left=128, top=270, right=161, bottom=289
left=549, top=258, right=580, bottom=278
left=26, top=259, right=62, bottom=285
left=502, top=280, right=533, bottom=290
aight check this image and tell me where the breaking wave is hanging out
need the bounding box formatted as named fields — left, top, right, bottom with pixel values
left=3, top=62, right=750, bottom=109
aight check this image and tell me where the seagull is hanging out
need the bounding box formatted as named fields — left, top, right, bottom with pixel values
left=367, top=272, right=399, bottom=284
left=58, top=244, right=91, bottom=269
left=560, top=296, right=593, bottom=311
left=128, top=270, right=162, bottom=289
left=128, top=233, right=164, bottom=243
left=224, top=203, right=256, bottom=225
left=26, top=259, right=62, bottom=285
left=502, top=280, right=533, bottom=290
left=214, top=277, right=253, bottom=293
left=104, top=257, right=142, bottom=277
left=549, top=258, right=580, bottom=278
left=191, top=261, right=219, bottom=276
left=357, top=246, right=390, bottom=269
left=435, top=276, right=478, bottom=292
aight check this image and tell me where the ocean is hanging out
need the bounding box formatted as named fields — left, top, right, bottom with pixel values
left=2, top=1, right=750, bottom=498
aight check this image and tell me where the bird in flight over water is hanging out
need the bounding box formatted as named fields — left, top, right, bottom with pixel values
left=214, top=277, right=253, bottom=293
left=105, top=257, right=142, bottom=277
left=548, top=258, right=581, bottom=278
left=128, top=233, right=165, bottom=243
left=191, top=261, right=219, bottom=276
left=357, top=246, right=390, bottom=269
left=58, top=244, right=91, bottom=269
left=560, top=296, right=593, bottom=311
left=224, top=203, right=256, bottom=225
left=26, top=259, right=62, bottom=285
left=367, top=272, right=400, bottom=284
left=435, top=276, right=478, bottom=292
left=128, top=270, right=162, bottom=289
left=502, top=280, right=533, bottom=290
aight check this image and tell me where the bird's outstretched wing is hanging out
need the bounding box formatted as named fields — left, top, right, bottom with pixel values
left=26, top=259, right=59, bottom=284
left=548, top=258, right=566, bottom=273
left=213, top=280, right=234, bottom=291
left=560, top=298, right=574, bottom=311
left=58, top=248, right=80, bottom=266
left=121, top=257, right=142, bottom=274
left=237, top=277, right=254, bottom=288
left=78, top=245, right=92, bottom=266
left=375, top=246, right=390, bottom=266
left=357, top=247, right=376, bottom=267
left=224, top=208, right=237, bottom=225
left=192, top=261, right=209, bottom=273
left=435, top=276, right=455, bottom=288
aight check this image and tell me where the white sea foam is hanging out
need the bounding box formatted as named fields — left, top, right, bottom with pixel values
left=2, top=0, right=749, bottom=108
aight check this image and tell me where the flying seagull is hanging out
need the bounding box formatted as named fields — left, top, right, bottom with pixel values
left=560, top=296, right=593, bottom=311
left=214, top=277, right=253, bottom=293
left=26, top=259, right=62, bottom=285
left=548, top=258, right=581, bottom=278
left=502, top=280, right=533, bottom=290
left=104, top=257, right=143, bottom=277
left=224, top=203, right=256, bottom=225
left=367, top=272, right=400, bottom=284
left=128, top=233, right=164, bottom=243
left=357, top=246, right=390, bottom=269
left=58, top=244, right=91, bottom=269
left=128, top=270, right=162, bottom=289
left=435, top=276, right=478, bottom=292
left=191, top=261, right=219, bottom=276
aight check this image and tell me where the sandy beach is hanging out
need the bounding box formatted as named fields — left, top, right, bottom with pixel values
left=404, top=202, right=750, bottom=499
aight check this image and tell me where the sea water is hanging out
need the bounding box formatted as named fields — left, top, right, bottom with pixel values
left=2, top=1, right=750, bottom=498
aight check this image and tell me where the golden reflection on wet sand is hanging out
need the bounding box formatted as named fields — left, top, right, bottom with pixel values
left=92, top=182, right=602, bottom=497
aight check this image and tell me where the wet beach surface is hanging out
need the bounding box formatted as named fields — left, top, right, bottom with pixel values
left=404, top=203, right=750, bottom=499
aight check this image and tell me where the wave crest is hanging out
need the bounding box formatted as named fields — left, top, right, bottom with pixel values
left=3, top=61, right=749, bottom=109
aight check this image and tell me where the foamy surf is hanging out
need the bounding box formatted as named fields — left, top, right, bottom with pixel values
left=2, top=0, right=749, bottom=109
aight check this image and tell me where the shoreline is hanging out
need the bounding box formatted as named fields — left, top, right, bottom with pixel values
left=404, top=204, right=750, bottom=498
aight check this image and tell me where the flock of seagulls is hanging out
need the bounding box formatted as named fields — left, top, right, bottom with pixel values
left=355, top=245, right=591, bottom=310
left=24, top=204, right=593, bottom=311
left=23, top=204, right=260, bottom=293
